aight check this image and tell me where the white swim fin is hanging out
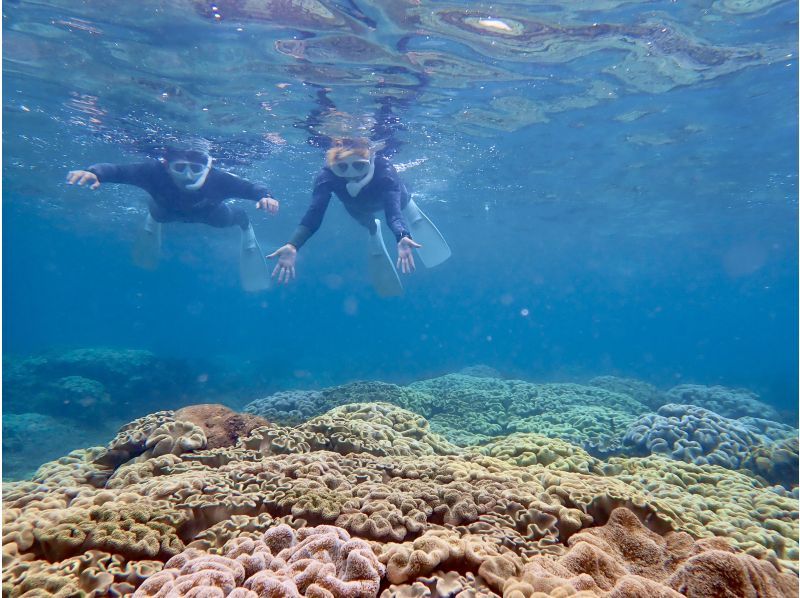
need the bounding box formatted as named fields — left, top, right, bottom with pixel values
left=368, top=219, right=403, bottom=298
left=240, top=225, right=271, bottom=292
left=132, top=214, right=162, bottom=270
left=402, top=198, right=451, bottom=268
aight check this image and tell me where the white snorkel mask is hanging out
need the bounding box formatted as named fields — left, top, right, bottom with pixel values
left=166, top=148, right=212, bottom=190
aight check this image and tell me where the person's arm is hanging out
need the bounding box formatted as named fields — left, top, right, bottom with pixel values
left=67, top=162, right=157, bottom=190
left=288, top=173, right=333, bottom=250
left=380, top=163, right=420, bottom=274
left=86, top=162, right=158, bottom=186
left=267, top=171, right=333, bottom=284
left=382, top=177, right=412, bottom=242
left=216, top=171, right=273, bottom=201
left=214, top=170, right=280, bottom=214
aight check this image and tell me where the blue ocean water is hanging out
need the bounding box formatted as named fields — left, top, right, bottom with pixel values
left=3, top=1, right=798, bottom=449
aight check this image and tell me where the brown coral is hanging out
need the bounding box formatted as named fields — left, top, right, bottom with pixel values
left=495, top=508, right=797, bottom=597
left=175, top=404, right=271, bottom=449
left=666, top=544, right=798, bottom=597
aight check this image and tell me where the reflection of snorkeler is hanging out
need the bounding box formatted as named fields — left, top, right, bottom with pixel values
left=268, top=93, right=451, bottom=297
left=66, top=142, right=277, bottom=292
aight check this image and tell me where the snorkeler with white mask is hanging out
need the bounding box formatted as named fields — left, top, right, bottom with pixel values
left=268, top=94, right=450, bottom=297
left=66, top=141, right=278, bottom=292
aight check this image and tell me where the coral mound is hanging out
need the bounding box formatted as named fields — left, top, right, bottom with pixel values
left=297, top=403, right=460, bottom=457
left=244, top=375, right=652, bottom=454
left=3, top=400, right=797, bottom=597
left=664, top=384, right=780, bottom=420
left=496, top=507, right=798, bottom=598
left=623, top=403, right=799, bottom=487
left=134, top=524, right=385, bottom=598
left=175, top=404, right=271, bottom=449
left=588, top=375, right=666, bottom=409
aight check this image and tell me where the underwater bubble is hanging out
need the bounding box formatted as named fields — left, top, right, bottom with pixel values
left=343, top=297, right=358, bottom=315
left=324, top=274, right=344, bottom=290
left=722, top=241, right=768, bottom=277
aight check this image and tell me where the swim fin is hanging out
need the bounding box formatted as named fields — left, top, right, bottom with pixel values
left=402, top=198, right=451, bottom=268
left=368, top=219, right=403, bottom=298
left=132, top=214, right=162, bottom=270
left=240, top=225, right=270, bottom=292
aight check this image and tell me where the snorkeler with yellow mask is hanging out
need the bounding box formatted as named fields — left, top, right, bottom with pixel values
left=268, top=95, right=450, bottom=297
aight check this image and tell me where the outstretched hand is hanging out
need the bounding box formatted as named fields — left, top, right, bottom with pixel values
left=256, top=197, right=279, bottom=215
left=267, top=244, right=297, bottom=284
left=397, top=237, right=422, bottom=274
left=66, top=170, right=100, bottom=189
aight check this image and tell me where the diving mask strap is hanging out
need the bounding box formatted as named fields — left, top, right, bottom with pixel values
left=346, top=158, right=375, bottom=197
left=184, top=155, right=212, bottom=190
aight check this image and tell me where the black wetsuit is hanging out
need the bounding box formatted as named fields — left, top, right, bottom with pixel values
left=288, top=155, right=411, bottom=249
left=87, top=161, right=272, bottom=230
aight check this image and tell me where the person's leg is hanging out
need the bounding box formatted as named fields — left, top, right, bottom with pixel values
left=191, top=203, right=270, bottom=292
left=133, top=200, right=170, bottom=269
left=371, top=74, right=429, bottom=158
left=365, top=216, right=403, bottom=297
left=196, top=203, right=250, bottom=230
left=147, top=199, right=178, bottom=223
left=296, top=86, right=336, bottom=150
left=372, top=98, right=404, bottom=158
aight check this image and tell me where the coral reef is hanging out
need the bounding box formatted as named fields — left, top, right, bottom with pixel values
left=175, top=404, right=271, bottom=449
left=664, top=384, right=780, bottom=420
left=588, top=375, right=666, bottom=410
left=2, top=348, right=202, bottom=426
left=409, top=376, right=649, bottom=455
left=3, top=399, right=797, bottom=597
left=3, top=362, right=797, bottom=598
left=92, top=410, right=207, bottom=471
left=244, top=382, right=441, bottom=426
left=2, top=413, right=109, bottom=481
left=622, top=403, right=798, bottom=486
left=135, top=524, right=385, bottom=598
left=493, top=507, right=797, bottom=597
left=458, top=365, right=504, bottom=379
left=468, top=434, right=605, bottom=475
left=244, top=389, right=326, bottom=426
left=297, top=403, right=460, bottom=458
left=744, top=436, right=799, bottom=489
left=505, top=405, right=638, bottom=457
left=245, top=376, right=651, bottom=456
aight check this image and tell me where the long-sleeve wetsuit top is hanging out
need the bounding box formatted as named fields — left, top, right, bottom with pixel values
left=87, top=161, right=272, bottom=213
left=288, top=155, right=410, bottom=250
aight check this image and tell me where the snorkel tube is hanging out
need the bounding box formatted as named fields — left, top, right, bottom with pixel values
left=164, top=139, right=214, bottom=190
left=345, top=156, right=375, bottom=197
left=183, top=154, right=212, bottom=190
